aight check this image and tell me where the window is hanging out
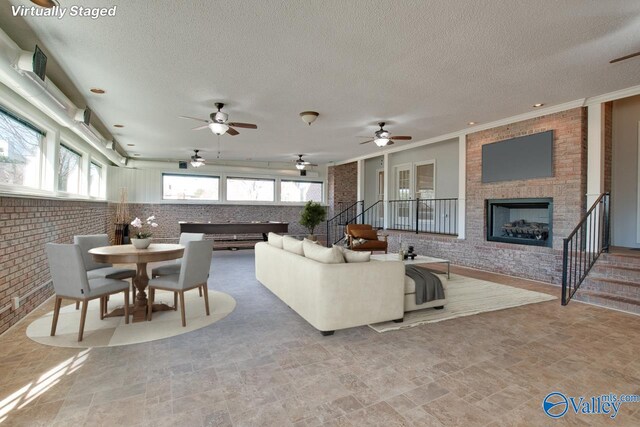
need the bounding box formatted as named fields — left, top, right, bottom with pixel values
left=280, top=180, right=323, bottom=202
left=162, top=174, right=219, bottom=200
left=0, top=108, right=43, bottom=188
left=58, top=144, right=81, bottom=193
left=89, top=162, right=102, bottom=197
left=226, top=177, right=274, bottom=202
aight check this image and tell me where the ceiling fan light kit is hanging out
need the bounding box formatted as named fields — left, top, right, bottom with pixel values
left=190, top=149, right=205, bottom=167
left=374, top=138, right=390, bottom=147
left=360, top=122, right=412, bottom=148
left=299, top=111, right=319, bottom=126
left=208, top=122, right=229, bottom=135
left=180, top=102, right=257, bottom=136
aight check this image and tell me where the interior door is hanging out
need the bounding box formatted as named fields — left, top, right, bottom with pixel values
left=394, top=166, right=412, bottom=229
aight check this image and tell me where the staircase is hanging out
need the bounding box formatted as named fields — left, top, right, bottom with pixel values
left=574, top=249, right=640, bottom=315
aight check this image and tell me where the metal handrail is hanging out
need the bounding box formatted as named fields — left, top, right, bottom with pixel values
left=561, top=193, right=610, bottom=305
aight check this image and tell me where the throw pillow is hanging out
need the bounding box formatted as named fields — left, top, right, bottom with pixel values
left=303, top=240, right=345, bottom=264
left=267, top=232, right=283, bottom=249
left=351, top=238, right=367, bottom=247
left=282, top=235, right=304, bottom=255
left=334, top=245, right=371, bottom=263
left=350, top=229, right=379, bottom=240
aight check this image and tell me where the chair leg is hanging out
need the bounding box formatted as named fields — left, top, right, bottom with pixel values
left=198, top=286, right=203, bottom=297
left=132, top=284, right=136, bottom=304
left=78, top=300, right=88, bottom=342
left=202, top=285, right=210, bottom=316
left=123, top=289, right=130, bottom=324
left=173, top=292, right=178, bottom=310
left=147, top=288, right=154, bottom=321
left=50, top=297, right=62, bottom=336
left=75, top=301, right=80, bottom=310
left=179, top=291, right=186, bottom=327
left=99, top=297, right=105, bottom=320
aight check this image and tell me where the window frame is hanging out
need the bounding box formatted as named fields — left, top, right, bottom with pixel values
left=161, top=172, right=221, bottom=201
left=225, top=176, right=276, bottom=202
left=57, top=143, right=83, bottom=195
left=0, top=106, right=46, bottom=191
left=279, top=179, right=324, bottom=203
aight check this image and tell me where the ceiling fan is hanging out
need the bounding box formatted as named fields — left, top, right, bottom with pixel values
left=295, top=154, right=317, bottom=170
left=180, top=103, right=257, bottom=136
left=359, top=122, right=412, bottom=147
left=190, top=149, right=205, bottom=167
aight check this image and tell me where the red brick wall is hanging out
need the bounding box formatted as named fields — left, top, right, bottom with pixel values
left=327, top=162, right=357, bottom=214
left=0, top=196, right=108, bottom=334
left=388, top=108, right=588, bottom=284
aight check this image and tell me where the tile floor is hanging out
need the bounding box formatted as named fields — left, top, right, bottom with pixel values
left=0, top=250, right=639, bottom=426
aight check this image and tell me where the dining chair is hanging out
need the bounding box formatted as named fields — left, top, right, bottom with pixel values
left=147, top=240, right=213, bottom=327
left=74, top=234, right=136, bottom=310
left=46, top=243, right=130, bottom=342
left=151, top=232, right=205, bottom=296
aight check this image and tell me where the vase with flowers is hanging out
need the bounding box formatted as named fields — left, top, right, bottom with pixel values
left=130, top=215, right=158, bottom=249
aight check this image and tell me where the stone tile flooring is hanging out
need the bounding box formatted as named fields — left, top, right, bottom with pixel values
left=1, top=250, right=639, bottom=426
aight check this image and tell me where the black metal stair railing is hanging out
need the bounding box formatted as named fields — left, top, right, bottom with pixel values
left=351, top=200, right=384, bottom=230
left=561, top=193, right=610, bottom=305
left=325, top=201, right=363, bottom=247
left=387, top=198, right=458, bottom=236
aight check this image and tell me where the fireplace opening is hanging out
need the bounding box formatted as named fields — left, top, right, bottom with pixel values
left=486, top=198, right=553, bottom=247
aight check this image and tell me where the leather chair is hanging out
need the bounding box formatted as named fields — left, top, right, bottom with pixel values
left=147, top=240, right=214, bottom=327
left=345, top=224, right=388, bottom=253
left=46, top=243, right=130, bottom=341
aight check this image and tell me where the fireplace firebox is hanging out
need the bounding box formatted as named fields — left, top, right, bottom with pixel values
left=486, top=198, right=553, bottom=247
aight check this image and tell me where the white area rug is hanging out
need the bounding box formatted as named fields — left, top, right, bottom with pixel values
left=26, top=290, right=235, bottom=348
left=369, top=274, right=556, bottom=332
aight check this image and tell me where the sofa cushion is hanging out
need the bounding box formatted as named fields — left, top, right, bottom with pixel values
left=303, top=240, right=345, bottom=264
left=282, top=235, right=304, bottom=255
left=268, top=232, right=284, bottom=248
left=334, top=245, right=371, bottom=263
left=350, top=229, right=379, bottom=240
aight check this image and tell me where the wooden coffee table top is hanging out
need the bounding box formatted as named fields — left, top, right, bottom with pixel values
left=89, top=243, right=184, bottom=264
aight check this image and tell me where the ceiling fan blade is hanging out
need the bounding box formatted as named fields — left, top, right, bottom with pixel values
left=192, top=124, right=209, bottom=131
left=359, top=139, right=374, bottom=145
left=179, top=115, right=209, bottom=123
left=226, top=127, right=240, bottom=136
left=228, top=122, right=257, bottom=129
left=387, top=141, right=395, bottom=146
left=308, top=163, right=318, bottom=167
left=610, top=51, right=640, bottom=64
left=390, top=136, right=412, bottom=140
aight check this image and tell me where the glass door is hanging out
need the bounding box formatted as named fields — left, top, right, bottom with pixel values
left=394, top=166, right=412, bottom=229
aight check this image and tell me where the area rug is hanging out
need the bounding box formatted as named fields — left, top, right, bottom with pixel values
left=369, top=274, right=556, bottom=332
left=26, top=290, right=235, bottom=348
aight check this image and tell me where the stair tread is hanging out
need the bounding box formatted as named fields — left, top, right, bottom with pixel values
left=577, top=289, right=640, bottom=305
left=584, top=277, right=640, bottom=287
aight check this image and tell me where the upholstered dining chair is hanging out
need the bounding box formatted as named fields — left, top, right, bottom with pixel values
left=74, top=234, right=136, bottom=311
left=151, top=232, right=205, bottom=296
left=147, top=240, right=213, bottom=327
left=46, top=243, right=130, bottom=342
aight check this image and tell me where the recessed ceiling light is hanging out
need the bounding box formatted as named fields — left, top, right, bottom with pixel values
left=533, top=103, right=544, bottom=108
left=90, top=88, right=105, bottom=94
left=113, top=124, right=124, bottom=128
left=127, top=144, right=135, bottom=146
left=468, top=121, right=476, bottom=125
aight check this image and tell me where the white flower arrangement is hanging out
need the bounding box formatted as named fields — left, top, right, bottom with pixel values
left=131, top=215, right=158, bottom=239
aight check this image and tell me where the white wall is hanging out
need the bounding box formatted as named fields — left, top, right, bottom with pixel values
left=363, top=156, right=383, bottom=208
left=611, top=95, right=640, bottom=248
left=387, top=138, right=459, bottom=199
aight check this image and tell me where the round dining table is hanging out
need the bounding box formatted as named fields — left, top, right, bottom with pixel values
left=89, top=243, right=184, bottom=322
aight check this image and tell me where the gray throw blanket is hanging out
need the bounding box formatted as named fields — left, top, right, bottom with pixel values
left=405, top=265, right=445, bottom=305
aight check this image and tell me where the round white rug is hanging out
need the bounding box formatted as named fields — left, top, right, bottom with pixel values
left=26, top=290, right=235, bottom=348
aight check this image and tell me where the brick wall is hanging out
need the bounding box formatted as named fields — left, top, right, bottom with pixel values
left=327, top=162, right=357, bottom=214
left=0, top=196, right=108, bottom=334
left=108, top=203, right=310, bottom=242
left=388, top=108, right=588, bottom=284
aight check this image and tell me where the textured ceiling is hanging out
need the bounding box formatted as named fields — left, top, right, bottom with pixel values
left=1, top=0, right=640, bottom=165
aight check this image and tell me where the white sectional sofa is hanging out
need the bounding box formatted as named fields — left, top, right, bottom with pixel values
left=255, top=238, right=448, bottom=335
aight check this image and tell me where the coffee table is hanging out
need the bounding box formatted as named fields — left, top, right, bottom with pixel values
left=371, top=253, right=450, bottom=279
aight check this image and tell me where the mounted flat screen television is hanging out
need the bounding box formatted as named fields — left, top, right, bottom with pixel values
left=482, top=130, right=554, bottom=183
